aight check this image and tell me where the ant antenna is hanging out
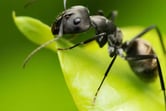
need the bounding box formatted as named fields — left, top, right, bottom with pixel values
left=23, top=0, right=66, bottom=68
left=64, top=0, right=67, bottom=10
left=22, top=37, right=60, bottom=68
left=23, top=19, right=63, bottom=68
left=58, top=17, right=64, bottom=37
left=57, top=0, right=66, bottom=37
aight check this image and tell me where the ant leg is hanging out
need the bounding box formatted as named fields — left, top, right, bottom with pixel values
left=96, top=10, right=104, bottom=16
left=57, top=33, right=106, bottom=50
left=93, top=55, right=117, bottom=103
left=107, top=10, right=118, bottom=22
left=130, top=25, right=166, bottom=54
left=96, top=10, right=118, bottom=22
left=125, top=54, right=166, bottom=109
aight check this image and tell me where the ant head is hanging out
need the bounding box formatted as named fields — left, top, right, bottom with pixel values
left=51, top=5, right=91, bottom=35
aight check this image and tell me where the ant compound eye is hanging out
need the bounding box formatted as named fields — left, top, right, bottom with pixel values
left=73, top=17, right=81, bottom=25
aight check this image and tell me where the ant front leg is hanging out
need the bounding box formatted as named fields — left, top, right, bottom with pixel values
left=57, top=33, right=106, bottom=50
left=93, top=55, right=117, bottom=103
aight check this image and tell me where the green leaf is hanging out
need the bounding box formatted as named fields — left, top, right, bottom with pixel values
left=13, top=11, right=166, bottom=111
left=12, top=11, right=56, bottom=52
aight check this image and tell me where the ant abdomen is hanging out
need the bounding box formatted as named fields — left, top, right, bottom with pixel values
left=126, top=39, right=158, bottom=82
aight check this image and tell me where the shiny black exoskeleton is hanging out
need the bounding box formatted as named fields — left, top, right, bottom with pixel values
left=51, top=5, right=166, bottom=107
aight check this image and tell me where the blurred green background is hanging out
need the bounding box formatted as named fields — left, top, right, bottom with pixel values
left=0, top=0, right=166, bottom=111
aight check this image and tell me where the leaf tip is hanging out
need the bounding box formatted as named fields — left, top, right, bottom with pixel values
left=12, top=11, right=16, bottom=20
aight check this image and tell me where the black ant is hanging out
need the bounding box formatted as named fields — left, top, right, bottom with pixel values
left=23, top=5, right=166, bottom=109
left=51, top=5, right=166, bottom=107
